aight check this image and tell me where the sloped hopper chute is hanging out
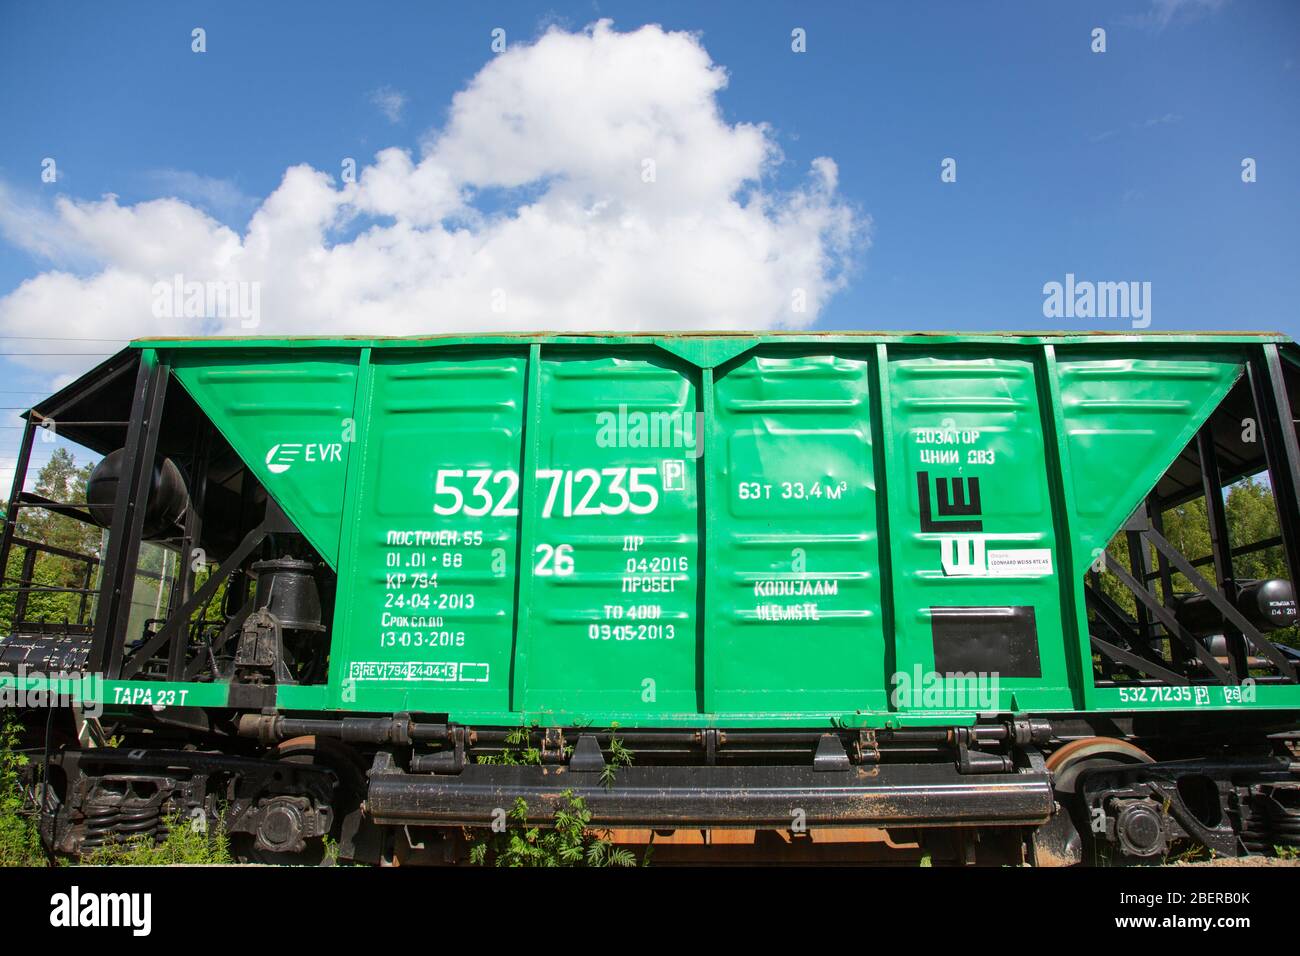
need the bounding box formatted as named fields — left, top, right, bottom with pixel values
left=170, top=351, right=360, bottom=569
left=1053, top=347, right=1244, bottom=577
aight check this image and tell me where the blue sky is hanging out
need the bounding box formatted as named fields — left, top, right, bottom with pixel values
left=1, top=0, right=1298, bottom=479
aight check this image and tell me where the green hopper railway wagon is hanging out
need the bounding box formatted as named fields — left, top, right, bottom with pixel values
left=2, top=331, right=1299, bottom=864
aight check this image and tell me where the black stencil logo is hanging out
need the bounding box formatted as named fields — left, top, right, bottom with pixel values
left=917, top=471, right=983, bottom=532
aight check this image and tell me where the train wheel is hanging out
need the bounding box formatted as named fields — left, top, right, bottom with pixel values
left=1046, top=737, right=1153, bottom=794
left=234, top=736, right=366, bottom=866
left=1045, top=737, right=1154, bottom=864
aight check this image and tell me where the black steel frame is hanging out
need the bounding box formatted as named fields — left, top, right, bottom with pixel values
left=1, top=352, right=233, bottom=681
left=0, top=396, right=131, bottom=644
left=89, top=355, right=171, bottom=676
left=1089, top=344, right=1300, bottom=686
left=366, top=760, right=1056, bottom=829
left=92, top=353, right=285, bottom=682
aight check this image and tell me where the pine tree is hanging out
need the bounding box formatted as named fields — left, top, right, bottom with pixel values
left=0, top=449, right=102, bottom=632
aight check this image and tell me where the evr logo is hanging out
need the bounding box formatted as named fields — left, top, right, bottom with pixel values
left=265, top=442, right=343, bottom=474
left=266, top=442, right=302, bottom=474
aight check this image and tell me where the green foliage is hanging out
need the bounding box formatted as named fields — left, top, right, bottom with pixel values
left=0, top=553, right=90, bottom=633
left=1224, top=477, right=1298, bottom=649
left=600, top=732, right=633, bottom=788
left=1171, top=842, right=1215, bottom=864
left=1095, top=473, right=1297, bottom=649
left=479, top=726, right=634, bottom=783
left=476, top=724, right=543, bottom=766
left=468, top=791, right=636, bottom=867
left=467, top=727, right=642, bottom=866
left=0, top=448, right=100, bottom=635
left=0, top=447, right=215, bottom=652
left=0, top=715, right=46, bottom=866
left=321, top=834, right=341, bottom=866
left=82, top=810, right=232, bottom=866
left=16, top=448, right=99, bottom=555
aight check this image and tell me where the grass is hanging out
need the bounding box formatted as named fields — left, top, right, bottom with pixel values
left=82, top=811, right=232, bottom=866
left=466, top=725, right=643, bottom=866
left=0, top=715, right=46, bottom=866
left=467, top=791, right=639, bottom=867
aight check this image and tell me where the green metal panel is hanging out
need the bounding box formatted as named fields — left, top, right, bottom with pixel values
left=127, top=334, right=1293, bottom=726
left=1053, top=349, right=1242, bottom=577
left=170, top=351, right=359, bottom=568
left=708, top=347, right=887, bottom=713
left=884, top=349, right=1071, bottom=711
left=330, top=348, right=528, bottom=712
left=518, top=348, right=701, bottom=719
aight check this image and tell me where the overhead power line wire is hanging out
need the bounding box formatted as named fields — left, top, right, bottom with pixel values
left=0, top=335, right=129, bottom=342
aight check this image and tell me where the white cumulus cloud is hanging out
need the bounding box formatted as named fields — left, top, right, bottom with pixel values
left=0, top=20, right=866, bottom=381
left=368, top=85, right=408, bottom=123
